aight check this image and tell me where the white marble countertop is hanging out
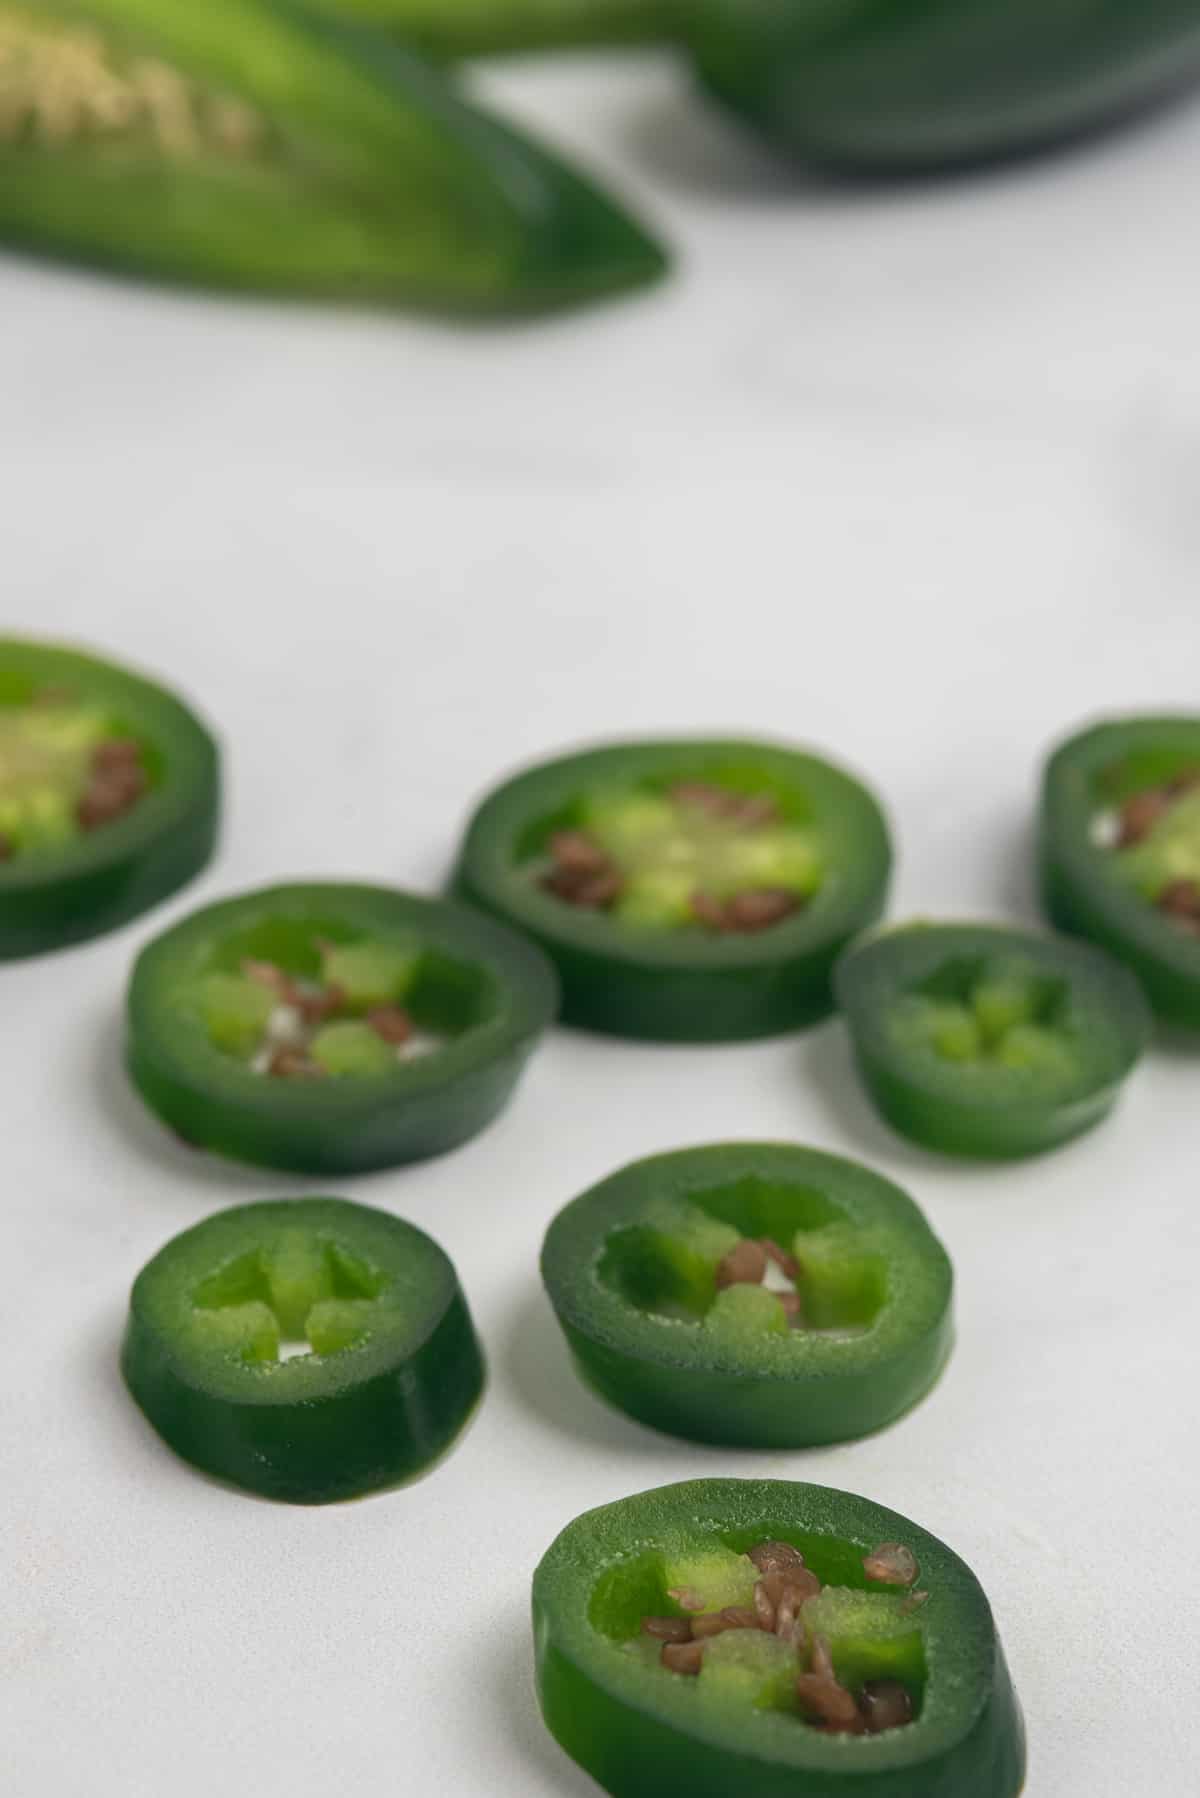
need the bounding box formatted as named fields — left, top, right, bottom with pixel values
left=4, top=50, right=1200, bottom=1798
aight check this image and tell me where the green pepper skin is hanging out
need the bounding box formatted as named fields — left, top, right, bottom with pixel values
left=689, top=0, right=1200, bottom=172
left=1040, top=716, right=1200, bottom=1030
left=126, top=882, right=558, bottom=1174
left=452, top=739, right=891, bottom=1041
left=533, top=1478, right=1026, bottom=1798
left=836, top=921, right=1149, bottom=1160
left=0, top=640, right=217, bottom=958
left=0, top=0, right=666, bottom=312
left=542, top=1143, right=952, bottom=1447
left=122, top=1197, right=484, bottom=1502
left=322, top=0, right=680, bottom=57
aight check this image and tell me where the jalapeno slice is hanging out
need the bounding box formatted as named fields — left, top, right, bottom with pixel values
left=0, top=638, right=217, bottom=957
left=1040, top=715, right=1200, bottom=1029
left=541, top=1144, right=951, bottom=1447
left=122, top=1196, right=483, bottom=1502
left=532, top=1478, right=1025, bottom=1798
left=126, top=882, right=558, bottom=1173
left=0, top=0, right=665, bottom=313
left=453, top=740, right=891, bottom=1041
left=836, top=921, right=1149, bottom=1160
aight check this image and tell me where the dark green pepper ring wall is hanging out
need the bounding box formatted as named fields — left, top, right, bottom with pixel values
left=533, top=1478, right=1026, bottom=1798
left=122, top=1196, right=484, bottom=1503
left=835, top=920, right=1149, bottom=1160
left=126, top=882, right=558, bottom=1174
left=687, top=0, right=1200, bottom=174
left=452, top=738, right=891, bottom=1041
left=1040, top=714, right=1200, bottom=1029
left=541, top=1143, right=952, bottom=1447
left=0, top=639, right=218, bottom=957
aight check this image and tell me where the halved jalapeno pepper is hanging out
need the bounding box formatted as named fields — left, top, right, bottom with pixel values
left=541, top=1143, right=952, bottom=1447
left=126, top=882, right=558, bottom=1173
left=1040, top=714, right=1200, bottom=1028
left=532, top=1478, right=1026, bottom=1798
left=0, top=638, right=218, bottom=957
left=836, top=920, right=1149, bottom=1159
left=453, top=739, right=891, bottom=1040
left=122, top=1196, right=484, bottom=1502
left=0, top=0, right=665, bottom=313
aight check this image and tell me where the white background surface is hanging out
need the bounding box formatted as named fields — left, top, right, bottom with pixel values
left=4, top=48, right=1200, bottom=1798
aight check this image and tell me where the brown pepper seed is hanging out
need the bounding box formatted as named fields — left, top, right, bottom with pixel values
left=267, top=1047, right=323, bottom=1080
left=92, top=737, right=142, bottom=772
left=242, top=959, right=290, bottom=996
left=666, top=1586, right=707, bottom=1613
left=543, top=866, right=623, bottom=909
left=753, top=1581, right=776, bottom=1631
left=716, top=1238, right=768, bottom=1289
left=661, top=1640, right=705, bottom=1675
left=773, top=1574, right=821, bottom=1643
left=549, top=830, right=611, bottom=876
left=367, top=1004, right=411, bottom=1044
left=900, top=1589, right=930, bottom=1616
left=640, top=1616, right=692, bottom=1644
left=724, top=889, right=799, bottom=932
left=1117, top=789, right=1170, bottom=847
left=690, top=891, right=730, bottom=930
left=1159, top=878, right=1200, bottom=922
left=709, top=1607, right=761, bottom=1635
left=860, top=1679, right=914, bottom=1734
left=77, top=769, right=146, bottom=829
left=795, top=1672, right=863, bottom=1733
left=778, top=1291, right=804, bottom=1327
left=748, top=1541, right=807, bottom=1576
left=760, top=1238, right=801, bottom=1281
left=863, top=1543, right=919, bottom=1587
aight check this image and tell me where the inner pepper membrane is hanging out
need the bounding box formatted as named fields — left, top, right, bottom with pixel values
left=192, top=932, right=466, bottom=1081
left=597, top=1187, right=887, bottom=1342
left=533, top=780, right=823, bottom=933
left=599, top=1531, right=927, bottom=1736
left=190, top=1229, right=389, bottom=1363
left=1100, top=759, right=1200, bottom=937
left=0, top=688, right=150, bottom=859
left=886, top=955, right=1077, bottom=1080
left=0, top=6, right=268, bottom=157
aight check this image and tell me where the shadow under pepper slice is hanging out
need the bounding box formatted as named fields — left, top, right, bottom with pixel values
left=122, top=1196, right=484, bottom=1502
left=835, top=920, right=1149, bottom=1160
left=0, top=0, right=666, bottom=312
left=688, top=0, right=1200, bottom=173
left=126, top=881, right=558, bottom=1174
left=0, top=638, right=217, bottom=957
left=541, top=1143, right=952, bottom=1447
left=1040, top=714, right=1200, bottom=1029
left=532, top=1477, right=1025, bottom=1798
left=452, top=739, right=891, bottom=1040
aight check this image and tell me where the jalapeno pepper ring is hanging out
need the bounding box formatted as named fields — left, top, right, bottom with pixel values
left=122, top=1196, right=484, bottom=1503
left=835, top=920, right=1149, bottom=1159
left=1040, top=714, right=1200, bottom=1028
left=533, top=1478, right=1025, bottom=1798
left=541, top=1143, right=952, bottom=1447
left=0, top=638, right=218, bottom=957
left=126, top=882, right=558, bottom=1174
left=452, top=738, right=891, bottom=1040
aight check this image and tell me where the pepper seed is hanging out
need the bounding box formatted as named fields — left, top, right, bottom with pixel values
left=661, top=1640, right=705, bottom=1675
left=863, top=1543, right=919, bottom=1587
left=716, top=1238, right=768, bottom=1289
